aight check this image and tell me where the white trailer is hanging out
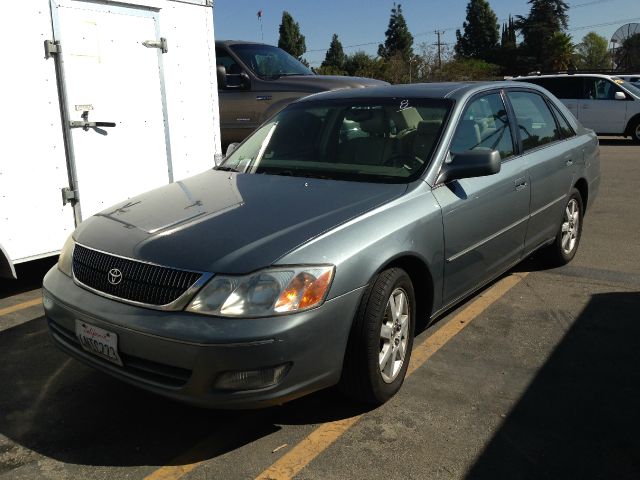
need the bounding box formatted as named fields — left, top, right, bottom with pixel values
left=0, top=0, right=222, bottom=278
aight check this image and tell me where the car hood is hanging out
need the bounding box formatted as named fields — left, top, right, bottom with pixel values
left=273, top=75, right=388, bottom=92
left=74, top=170, right=407, bottom=274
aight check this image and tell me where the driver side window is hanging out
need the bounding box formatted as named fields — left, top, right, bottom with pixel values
left=451, top=93, right=514, bottom=161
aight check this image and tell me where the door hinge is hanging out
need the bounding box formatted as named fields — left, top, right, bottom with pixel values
left=61, top=187, right=78, bottom=206
left=142, top=38, right=168, bottom=54
left=44, top=40, right=61, bottom=59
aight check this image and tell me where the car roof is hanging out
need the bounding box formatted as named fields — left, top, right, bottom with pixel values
left=297, top=81, right=530, bottom=102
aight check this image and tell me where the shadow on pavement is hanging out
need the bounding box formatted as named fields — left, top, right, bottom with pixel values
left=0, top=257, right=57, bottom=300
left=466, top=291, right=640, bottom=479
left=598, top=138, right=637, bottom=147
left=0, top=317, right=370, bottom=471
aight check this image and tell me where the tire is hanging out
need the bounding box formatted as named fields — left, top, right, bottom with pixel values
left=339, top=268, right=416, bottom=405
left=543, top=188, right=584, bottom=266
left=630, top=118, right=640, bottom=144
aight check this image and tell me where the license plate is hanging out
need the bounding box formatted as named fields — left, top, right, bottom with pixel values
left=75, top=320, right=123, bottom=366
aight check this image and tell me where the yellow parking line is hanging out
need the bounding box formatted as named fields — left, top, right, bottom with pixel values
left=0, top=298, right=42, bottom=317
left=141, top=272, right=528, bottom=480
left=255, top=272, right=528, bottom=480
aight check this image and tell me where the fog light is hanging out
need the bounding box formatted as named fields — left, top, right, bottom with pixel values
left=213, top=363, right=291, bottom=391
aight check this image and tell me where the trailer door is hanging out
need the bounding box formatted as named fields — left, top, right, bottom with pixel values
left=52, top=0, right=172, bottom=221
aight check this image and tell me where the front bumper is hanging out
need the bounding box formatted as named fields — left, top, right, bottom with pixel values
left=42, top=267, right=364, bottom=409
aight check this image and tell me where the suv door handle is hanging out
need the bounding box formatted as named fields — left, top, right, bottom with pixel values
left=515, top=177, right=527, bottom=191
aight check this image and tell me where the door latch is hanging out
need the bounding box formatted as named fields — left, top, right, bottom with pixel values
left=61, top=187, right=78, bottom=206
left=142, top=38, right=168, bottom=53
left=69, top=110, right=116, bottom=132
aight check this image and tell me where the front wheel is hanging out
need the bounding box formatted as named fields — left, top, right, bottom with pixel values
left=543, top=188, right=584, bottom=266
left=340, top=268, right=415, bottom=405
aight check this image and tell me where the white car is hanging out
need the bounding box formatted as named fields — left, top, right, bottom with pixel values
left=515, top=74, right=640, bottom=143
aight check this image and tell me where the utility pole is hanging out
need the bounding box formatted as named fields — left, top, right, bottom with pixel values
left=434, top=30, right=444, bottom=70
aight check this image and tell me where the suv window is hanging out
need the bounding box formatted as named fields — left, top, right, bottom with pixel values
left=450, top=93, right=514, bottom=161
left=508, top=91, right=561, bottom=151
left=528, top=77, right=582, bottom=99
left=216, top=48, right=245, bottom=89
left=583, top=78, right=622, bottom=100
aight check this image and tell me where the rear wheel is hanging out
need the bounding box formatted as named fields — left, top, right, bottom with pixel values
left=630, top=118, right=640, bottom=144
left=543, top=188, right=583, bottom=266
left=340, top=268, right=415, bottom=405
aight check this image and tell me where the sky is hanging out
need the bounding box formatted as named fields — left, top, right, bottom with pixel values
left=213, top=0, right=640, bottom=67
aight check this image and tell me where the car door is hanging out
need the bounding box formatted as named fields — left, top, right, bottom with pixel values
left=506, top=89, right=578, bottom=253
left=578, top=77, right=628, bottom=134
left=216, top=46, right=259, bottom=144
left=432, top=91, right=530, bottom=305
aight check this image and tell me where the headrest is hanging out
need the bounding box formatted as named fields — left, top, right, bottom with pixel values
left=416, top=120, right=441, bottom=136
left=358, top=109, right=387, bottom=135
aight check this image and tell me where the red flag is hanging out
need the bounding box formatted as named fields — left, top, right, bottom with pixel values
left=257, top=10, right=263, bottom=18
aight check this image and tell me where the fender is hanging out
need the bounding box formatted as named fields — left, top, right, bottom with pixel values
left=0, top=242, right=16, bottom=279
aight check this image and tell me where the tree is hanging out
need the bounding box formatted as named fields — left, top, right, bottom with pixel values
left=575, top=32, right=611, bottom=70
left=377, top=3, right=414, bottom=62
left=278, top=11, right=306, bottom=61
left=343, top=51, right=385, bottom=79
left=516, top=0, right=570, bottom=70
left=455, top=0, right=500, bottom=62
left=322, top=34, right=346, bottom=70
left=547, top=32, right=575, bottom=71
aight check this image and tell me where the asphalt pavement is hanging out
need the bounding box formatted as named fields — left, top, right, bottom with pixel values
left=1, top=138, right=638, bottom=480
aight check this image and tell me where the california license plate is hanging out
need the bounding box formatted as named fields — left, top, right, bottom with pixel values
left=75, top=320, right=123, bottom=366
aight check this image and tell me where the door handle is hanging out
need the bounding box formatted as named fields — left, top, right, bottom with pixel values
left=515, top=177, right=527, bottom=191
left=69, top=111, right=116, bottom=131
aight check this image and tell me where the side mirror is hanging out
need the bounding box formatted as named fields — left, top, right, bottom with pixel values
left=239, top=72, right=251, bottom=90
left=216, top=65, right=227, bottom=89
left=438, top=150, right=501, bottom=183
left=225, top=142, right=240, bottom=157
left=615, top=91, right=627, bottom=101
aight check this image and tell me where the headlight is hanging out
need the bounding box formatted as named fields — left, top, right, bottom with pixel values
left=58, top=234, right=75, bottom=277
left=186, top=265, right=334, bottom=317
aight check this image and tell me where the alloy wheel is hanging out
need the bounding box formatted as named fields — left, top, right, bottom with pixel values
left=379, top=287, right=410, bottom=383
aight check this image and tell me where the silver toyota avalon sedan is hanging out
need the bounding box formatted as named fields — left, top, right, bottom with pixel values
left=43, top=82, right=600, bottom=408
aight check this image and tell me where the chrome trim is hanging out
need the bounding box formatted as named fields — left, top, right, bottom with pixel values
left=446, top=215, right=529, bottom=263
left=72, top=243, right=213, bottom=311
left=530, top=194, right=566, bottom=218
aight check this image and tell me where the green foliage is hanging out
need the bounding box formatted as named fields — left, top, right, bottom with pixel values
left=439, top=57, right=500, bottom=81
left=547, top=32, right=575, bottom=71
left=454, top=0, right=500, bottom=62
left=516, top=0, right=570, bottom=71
left=315, top=65, right=347, bottom=76
left=278, top=11, right=306, bottom=60
left=322, top=34, right=346, bottom=70
left=377, top=3, right=414, bottom=62
left=343, top=51, right=385, bottom=79
left=575, top=32, right=611, bottom=70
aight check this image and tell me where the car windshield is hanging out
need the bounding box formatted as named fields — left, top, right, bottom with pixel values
left=622, top=80, right=640, bottom=96
left=220, top=98, right=452, bottom=183
left=230, top=44, right=313, bottom=79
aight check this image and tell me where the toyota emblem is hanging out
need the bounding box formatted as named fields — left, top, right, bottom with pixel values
left=108, top=268, right=123, bottom=285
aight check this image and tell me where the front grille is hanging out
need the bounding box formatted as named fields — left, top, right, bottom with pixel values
left=73, top=244, right=202, bottom=306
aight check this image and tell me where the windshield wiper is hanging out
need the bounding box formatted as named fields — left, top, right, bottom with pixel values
left=215, top=165, right=240, bottom=172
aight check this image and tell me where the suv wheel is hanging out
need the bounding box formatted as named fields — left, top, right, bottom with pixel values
left=630, top=118, right=640, bottom=144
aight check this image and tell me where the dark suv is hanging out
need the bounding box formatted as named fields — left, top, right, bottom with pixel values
left=216, top=41, right=387, bottom=147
